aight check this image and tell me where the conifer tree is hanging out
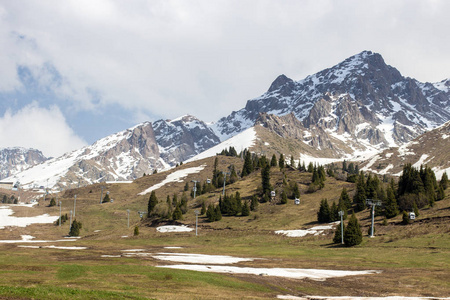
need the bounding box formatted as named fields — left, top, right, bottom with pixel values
left=206, top=204, right=215, bottom=222
left=214, top=205, right=222, bottom=221
left=384, top=184, right=399, bottom=218
left=270, top=154, right=277, bottom=167
left=134, top=226, right=139, bottom=236
left=242, top=151, right=253, bottom=177
left=280, top=190, right=287, bottom=204
left=353, top=172, right=367, bottom=212
left=241, top=200, right=250, bottom=216
left=333, top=222, right=345, bottom=244
left=307, top=162, right=314, bottom=173
left=402, top=210, right=410, bottom=225
left=290, top=155, right=295, bottom=168
left=147, top=191, right=158, bottom=217
left=344, top=213, right=362, bottom=247
left=436, top=185, right=445, bottom=201
left=250, top=195, right=258, bottom=211
left=102, top=193, right=111, bottom=203
left=201, top=201, right=206, bottom=215
left=440, top=172, right=448, bottom=190
left=317, top=198, right=331, bottom=223
left=172, top=205, right=182, bottom=220
left=261, top=163, right=272, bottom=196
left=69, top=219, right=82, bottom=236
left=49, top=198, right=56, bottom=207
left=330, top=201, right=338, bottom=222
left=278, top=153, right=285, bottom=170
left=339, top=188, right=351, bottom=211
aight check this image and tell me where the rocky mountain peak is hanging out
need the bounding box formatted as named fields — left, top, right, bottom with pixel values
left=0, top=147, right=48, bottom=180
left=267, top=74, right=294, bottom=93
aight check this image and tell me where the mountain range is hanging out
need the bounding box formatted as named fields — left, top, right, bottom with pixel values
left=2, top=50, right=449, bottom=188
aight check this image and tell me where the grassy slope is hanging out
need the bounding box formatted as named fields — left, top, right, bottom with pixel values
left=0, top=156, right=449, bottom=299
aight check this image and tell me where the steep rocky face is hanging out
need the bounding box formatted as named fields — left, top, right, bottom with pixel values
left=153, top=115, right=220, bottom=165
left=0, top=148, right=47, bottom=180
left=213, top=51, right=450, bottom=154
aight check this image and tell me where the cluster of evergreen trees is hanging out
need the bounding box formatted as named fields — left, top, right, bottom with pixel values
left=317, top=188, right=352, bottom=223
left=55, top=213, right=69, bottom=226
left=1, top=194, right=17, bottom=204
left=332, top=212, right=362, bottom=247
left=352, top=165, right=447, bottom=219
left=147, top=191, right=189, bottom=221
left=308, top=165, right=326, bottom=192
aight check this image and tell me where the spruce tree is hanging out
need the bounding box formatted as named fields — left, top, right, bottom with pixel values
left=270, top=154, right=277, bottom=167
left=49, top=198, right=56, bottom=207
left=317, top=199, right=331, bottom=223
left=339, top=188, right=351, bottom=211
left=280, top=190, right=287, bottom=204
left=440, top=172, right=448, bottom=190
left=134, top=226, right=139, bottom=236
left=290, top=155, right=295, bottom=168
left=250, top=195, right=258, bottom=211
left=333, top=222, right=345, bottom=244
left=278, top=153, right=285, bottom=170
left=261, top=163, right=272, bottom=196
left=102, top=193, right=111, bottom=203
left=214, top=205, right=222, bottom=221
left=201, top=201, right=206, bottom=215
left=353, top=172, right=367, bottom=212
left=147, top=191, right=158, bottom=217
left=241, top=151, right=253, bottom=177
left=206, top=204, right=215, bottom=222
left=172, top=205, right=182, bottom=220
left=69, top=219, right=82, bottom=237
left=344, top=213, right=362, bottom=247
left=384, top=185, right=399, bottom=218
left=241, top=201, right=250, bottom=216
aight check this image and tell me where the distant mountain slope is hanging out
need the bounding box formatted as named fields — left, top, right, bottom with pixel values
left=212, top=51, right=450, bottom=156
left=5, top=115, right=222, bottom=189
left=360, top=121, right=450, bottom=179
left=0, top=147, right=47, bottom=180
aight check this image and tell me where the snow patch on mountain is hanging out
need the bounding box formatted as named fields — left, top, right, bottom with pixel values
left=187, top=127, right=257, bottom=162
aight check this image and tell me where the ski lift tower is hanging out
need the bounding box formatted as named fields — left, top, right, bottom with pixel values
left=191, top=180, right=198, bottom=198
left=366, top=199, right=382, bottom=238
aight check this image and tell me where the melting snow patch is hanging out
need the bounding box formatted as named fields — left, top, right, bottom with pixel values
left=0, top=235, right=80, bottom=244
left=152, top=253, right=256, bottom=264
left=164, top=246, right=183, bottom=249
left=122, top=249, right=146, bottom=252
left=412, top=154, right=429, bottom=168
left=157, top=265, right=380, bottom=280
left=156, top=225, right=193, bottom=233
left=0, top=206, right=59, bottom=229
left=138, top=165, right=206, bottom=195
left=275, top=223, right=337, bottom=238
left=101, top=255, right=121, bottom=258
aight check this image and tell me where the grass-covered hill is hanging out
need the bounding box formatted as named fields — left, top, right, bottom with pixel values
left=0, top=153, right=449, bottom=299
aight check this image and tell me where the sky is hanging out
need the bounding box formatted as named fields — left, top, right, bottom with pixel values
left=0, top=0, right=449, bottom=157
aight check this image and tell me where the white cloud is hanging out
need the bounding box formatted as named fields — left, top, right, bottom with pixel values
left=0, top=0, right=449, bottom=125
left=0, top=103, right=87, bottom=157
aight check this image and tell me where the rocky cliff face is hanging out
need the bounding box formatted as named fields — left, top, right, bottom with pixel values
left=213, top=51, right=450, bottom=156
left=153, top=115, right=221, bottom=165
left=0, top=148, right=47, bottom=180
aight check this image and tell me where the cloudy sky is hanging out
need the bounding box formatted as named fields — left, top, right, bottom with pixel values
left=0, top=0, right=449, bottom=157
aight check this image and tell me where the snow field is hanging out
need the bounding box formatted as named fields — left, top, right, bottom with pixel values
left=0, top=206, right=59, bottom=229
left=138, top=165, right=206, bottom=195
left=275, top=223, right=338, bottom=237
left=156, top=225, right=193, bottom=233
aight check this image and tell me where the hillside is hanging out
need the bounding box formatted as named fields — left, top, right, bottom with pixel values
left=0, top=154, right=449, bottom=299
left=361, top=120, right=450, bottom=179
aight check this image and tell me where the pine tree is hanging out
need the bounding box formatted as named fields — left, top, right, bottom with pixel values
left=69, top=219, right=82, bottom=237
left=201, top=201, right=206, bottom=215
left=261, top=163, right=272, bottom=196
left=102, top=193, right=111, bottom=203
left=333, top=222, right=345, bottom=244
left=440, top=172, right=448, bottom=190
left=278, top=153, right=285, bottom=170
left=402, top=210, right=410, bottom=225
left=330, top=201, right=338, bottom=222
left=270, top=154, right=277, bottom=167
left=134, top=226, right=139, bottom=236
left=206, top=204, right=215, bottom=222
left=242, top=151, right=253, bottom=177
left=250, top=195, right=258, bottom=211
left=280, top=190, right=287, bottom=204
left=290, top=155, right=295, bottom=168
left=317, top=199, right=331, bottom=223
left=241, top=200, right=250, bottom=216
left=436, top=185, right=445, bottom=201
left=172, top=205, right=182, bottom=220
left=214, top=205, right=222, bottom=221
left=147, top=191, right=158, bottom=217
left=384, top=184, right=399, bottom=218
left=339, top=188, right=351, bottom=211
left=49, top=198, right=56, bottom=207
left=344, top=213, right=362, bottom=247
left=353, top=172, right=367, bottom=212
